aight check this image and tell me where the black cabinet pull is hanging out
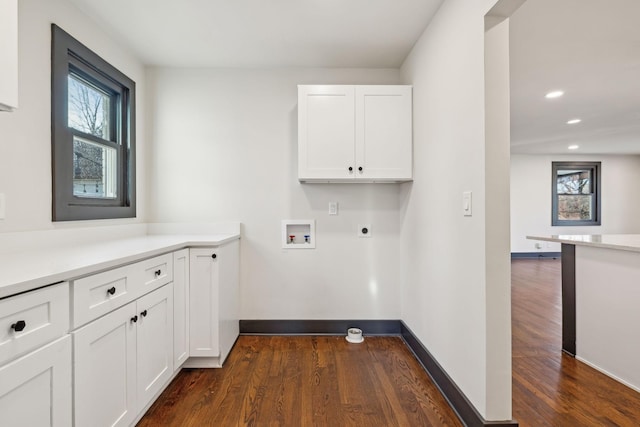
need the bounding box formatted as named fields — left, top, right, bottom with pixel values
left=154, top=269, right=161, bottom=277
left=130, top=315, right=138, bottom=323
left=211, top=253, right=217, bottom=259
left=358, top=166, right=363, bottom=172
left=140, top=310, right=148, bottom=318
left=107, top=287, right=116, bottom=296
left=11, top=320, right=26, bottom=332
left=348, top=166, right=353, bottom=172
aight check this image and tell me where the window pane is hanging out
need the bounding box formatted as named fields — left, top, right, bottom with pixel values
left=68, top=74, right=111, bottom=140
left=556, top=169, right=592, bottom=195
left=73, top=136, right=118, bottom=199
left=557, top=195, right=593, bottom=220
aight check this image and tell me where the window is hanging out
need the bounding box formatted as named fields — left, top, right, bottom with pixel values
left=552, top=161, right=601, bottom=226
left=51, top=24, right=135, bottom=221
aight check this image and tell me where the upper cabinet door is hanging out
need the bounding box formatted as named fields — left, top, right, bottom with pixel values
left=355, top=86, right=412, bottom=180
left=298, top=85, right=412, bottom=182
left=298, top=85, right=356, bottom=180
left=0, top=0, right=18, bottom=111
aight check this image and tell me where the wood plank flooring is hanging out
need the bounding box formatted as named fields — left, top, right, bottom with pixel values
left=512, top=258, right=640, bottom=426
left=139, top=259, right=640, bottom=426
left=137, top=336, right=462, bottom=426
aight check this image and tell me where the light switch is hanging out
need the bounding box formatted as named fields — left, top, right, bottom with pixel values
left=462, top=191, right=472, bottom=216
left=0, top=193, right=5, bottom=220
left=329, top=201, right=338, bottom=215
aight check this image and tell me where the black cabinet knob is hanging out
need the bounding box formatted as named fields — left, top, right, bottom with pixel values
left=154, top=269, right=161, bottom=277
left=107, top=287, right=116, bottom=296
left=348, top=167, right=353, bottom=172
left=140, top=310, right=148, bottom=318
left=358, top=166, right=363, bottom=172
left=130, top=315, right=138, bottom=323
left=211, top=253, right=217, bottom=259
left=11, top=320, right=26, bottom=332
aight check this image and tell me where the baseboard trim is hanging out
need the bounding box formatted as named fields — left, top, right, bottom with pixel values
left=400, top=321, right=518, bottom=427
left=240, top=319, right=518, bottom=426
left=511, top=252, right=560, bottom=259
left=239, top=319, right=401, bottom=335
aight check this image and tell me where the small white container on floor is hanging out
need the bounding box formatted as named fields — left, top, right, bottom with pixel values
left=346, top=328, right=364, bottom=343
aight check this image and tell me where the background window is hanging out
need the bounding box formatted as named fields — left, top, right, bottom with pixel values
left=51, top=24, right=136, bottom=221
left=552, top=161, right=601, bottom=226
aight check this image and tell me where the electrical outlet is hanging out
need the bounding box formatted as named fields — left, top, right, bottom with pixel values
left=358, top=224, right=372, bottom=238
left=329, top=201, right=338, bottom=215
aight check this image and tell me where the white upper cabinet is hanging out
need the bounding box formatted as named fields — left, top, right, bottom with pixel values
left=0, top=0, right=18, bottom=111
left=298, top=85, right=412, bottom=182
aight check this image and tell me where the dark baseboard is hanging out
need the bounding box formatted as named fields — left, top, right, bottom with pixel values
left=400, top=321, right=518, bottom=427
left=511, top=252, right=560, bottom=259
left=239, top=319, right=400, bottom=335
left=240, top=319, right=518, bottom=426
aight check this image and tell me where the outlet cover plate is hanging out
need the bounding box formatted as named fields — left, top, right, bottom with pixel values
left=358, top=224, right=372, bottom=238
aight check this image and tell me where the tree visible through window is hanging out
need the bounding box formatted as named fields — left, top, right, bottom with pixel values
left=552, top=162, right=601, bottom=226
left=51, top=24, right=136, bottom=221
left=68, top=75, right=117, bottom=199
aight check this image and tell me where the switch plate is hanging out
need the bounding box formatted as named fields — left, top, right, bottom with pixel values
left=462, top=191, right=472, bottom=216
left=0, top=193, right=5, bottom=220
left=329, top=201, right=338, bottom=215
left=358, top=224, right=372, bottom=238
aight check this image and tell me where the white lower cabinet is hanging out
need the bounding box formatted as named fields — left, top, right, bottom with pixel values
left=136, top=284, right=174, bottom=408
left=0, top=335, right=72, bottom=427
left=188, top=240, right=239, bottom=367
left=73, top=300, right=137, bottom=427
left=2, top=239, right=239, bottom=426
left=73, top=284, right=174, bottom=427
left=173, top=249, right=190, bottom=370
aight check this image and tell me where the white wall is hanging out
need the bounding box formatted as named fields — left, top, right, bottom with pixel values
left=400, top=0, right=511, bottom=421
left=511, top=154, right=640, bottom=253
left=146, top=67, right=404, bottom=319
left=0, top=0, right=146, bottom=233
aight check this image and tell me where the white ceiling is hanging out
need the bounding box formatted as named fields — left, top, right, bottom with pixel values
left=509, top=0, right=640, bottom=155
left=68, top=0, right=640, bottom=155
left=67, top=0, right=444, bottom=68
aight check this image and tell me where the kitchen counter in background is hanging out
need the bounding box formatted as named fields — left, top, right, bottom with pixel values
left=0, top=223, right=240, bottom=299
left=527, top=234, right=640, bottom=253
left=527, top=233, right=640, bottom=394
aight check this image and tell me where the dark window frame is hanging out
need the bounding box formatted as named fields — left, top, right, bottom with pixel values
left=51, top=24, right=136, bottom=221
left=551, top=161, right=601, bottom=226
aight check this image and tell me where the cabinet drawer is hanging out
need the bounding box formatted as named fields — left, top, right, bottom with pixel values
left=136, top=253, right=173, bottom=297
left=71, top=253, right=174, bottom=328
left=0, top=282, right=69, bottom=365
left=72, top=263, right=135, bottom=328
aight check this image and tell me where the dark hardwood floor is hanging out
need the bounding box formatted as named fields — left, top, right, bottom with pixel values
left=139, top=259, right=640, bottom=426
left=138, top=335, right=462, bottom=426
left=512, top=258, right=640, bottom=426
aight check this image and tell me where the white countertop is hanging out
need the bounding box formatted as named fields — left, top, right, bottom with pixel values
left=0, top=233, right=239, bottom=299
left=527, top=234, right=640, bottom=253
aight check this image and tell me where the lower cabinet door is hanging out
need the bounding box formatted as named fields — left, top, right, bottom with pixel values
left=0, top=335, right=71, bottom=427
left=136, top=283, right=173, bottom=410
left=73, top=303, right=137, bottom=427
left=189, top=248, right=220, bottom=357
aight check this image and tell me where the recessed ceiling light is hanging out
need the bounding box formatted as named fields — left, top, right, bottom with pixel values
left=567, top=119, right=581, bottom=125
left=545, top=90, right=564, bottom=99
left=568, top=145, right=579, bottom=150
